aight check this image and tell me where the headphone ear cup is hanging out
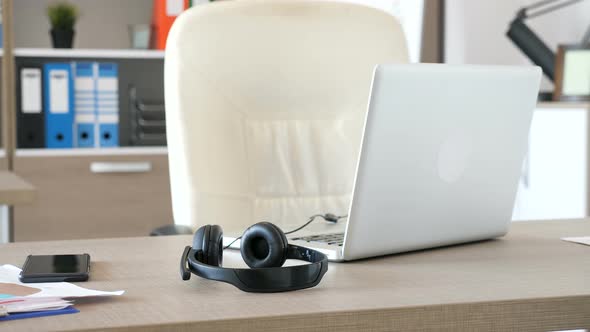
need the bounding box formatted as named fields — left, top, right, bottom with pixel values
left=206, top=225, right=224, bottom=267
left=192, top=225, right=223, bottom=267
left=240, top=222, right=288, bottom=268
left=192, top=225, right=210, bottom=263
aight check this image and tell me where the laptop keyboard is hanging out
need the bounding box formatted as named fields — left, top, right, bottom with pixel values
left=290, top=232, right=344, bottom=246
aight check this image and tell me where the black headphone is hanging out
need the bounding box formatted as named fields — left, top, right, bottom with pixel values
left=180, top=221, right=329, bottom=293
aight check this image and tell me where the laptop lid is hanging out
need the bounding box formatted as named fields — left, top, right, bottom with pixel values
left=342, top=64, right=541, bottom=261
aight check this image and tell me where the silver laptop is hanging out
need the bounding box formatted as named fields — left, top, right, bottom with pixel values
left=225, top=64, right=541, bottom=261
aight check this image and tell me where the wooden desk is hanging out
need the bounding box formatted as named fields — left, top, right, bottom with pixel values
left=0, top=171, right=36, bottom=243
left=1, top=220, right=588, bottom=331
left=0, top=171, right=35, bottom=205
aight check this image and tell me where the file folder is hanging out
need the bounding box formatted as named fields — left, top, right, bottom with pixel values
left=97, top=63, right=119, bottom=147
left=151, top=0, right=189, bottom=49
left=16, top=65, right=45, bottom=148
left=73, top=62, right=97, bottom=148
left=44, top=63, right=74, bottom=148
left=73, top=62, right=95, bottom=113
left=75, top=113, right=96, bottom=148
left=96, top=62, right=118, bottom=111
left=98, top=113, right=119, bottom=147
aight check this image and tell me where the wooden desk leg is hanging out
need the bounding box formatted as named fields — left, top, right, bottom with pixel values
left=0, top=205, right=11, bottom=243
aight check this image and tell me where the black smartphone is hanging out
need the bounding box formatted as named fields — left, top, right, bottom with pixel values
left=19, top=254, right=91, bottom=283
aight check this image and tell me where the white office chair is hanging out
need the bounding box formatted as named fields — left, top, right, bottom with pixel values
left=163, top=0, right=408, bottom=234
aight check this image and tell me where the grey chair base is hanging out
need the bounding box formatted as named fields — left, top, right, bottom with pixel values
left=150, top=224, right=194, bottom=236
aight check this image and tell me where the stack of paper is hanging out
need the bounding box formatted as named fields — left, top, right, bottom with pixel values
left=0, top=264, right=124, bottom=321
left=0, top=297, right=73, bottom=315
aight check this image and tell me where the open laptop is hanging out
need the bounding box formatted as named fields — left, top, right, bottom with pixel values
left=225, top=64, right=541, bottom=261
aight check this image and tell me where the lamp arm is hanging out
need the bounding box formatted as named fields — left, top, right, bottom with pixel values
left=506, top=0, right=587, bottom=81
left=506, top=17, right=556, bottom=81
left=520, top=0, right=585, bottom=19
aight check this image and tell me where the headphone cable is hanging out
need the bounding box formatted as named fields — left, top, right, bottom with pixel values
left=223, top=213, right=348, bottom=250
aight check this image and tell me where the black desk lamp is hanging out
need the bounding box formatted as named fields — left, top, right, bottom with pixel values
left=507, top=0, right=587, bottom=82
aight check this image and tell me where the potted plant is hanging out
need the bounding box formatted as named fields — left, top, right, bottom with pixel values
left=47, top=2, right=79, bottom=48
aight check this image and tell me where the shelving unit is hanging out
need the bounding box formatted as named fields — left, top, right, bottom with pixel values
left=0, top=0, right=174, bottom=242
left=2, top=0, right=16, bottom=171
left=14, top=46, right=166, bottom=149
left=4, top=1, right=168, bottom=156
left=15, top=146, right=167, bottom=157
left=14, top=48, right=165, bottom=59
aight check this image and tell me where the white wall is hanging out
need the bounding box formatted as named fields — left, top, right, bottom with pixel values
left=445, top=0, right=590, bottom=89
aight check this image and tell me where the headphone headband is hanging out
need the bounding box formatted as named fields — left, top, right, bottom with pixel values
left=180, top=244, right=328, bottom=292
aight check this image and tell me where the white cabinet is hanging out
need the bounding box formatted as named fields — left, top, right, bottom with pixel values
left=513, top=104, right=588, bottom=221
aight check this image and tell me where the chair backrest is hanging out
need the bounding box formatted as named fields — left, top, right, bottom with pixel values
left=165, top=0, right=409, bottom=231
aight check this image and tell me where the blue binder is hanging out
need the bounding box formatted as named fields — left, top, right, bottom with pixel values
left=73, top=62, right=97, bottom=148
left=98, top=114, right=119, bottom=147
left=75, top=113, right=96, bottom=148
left=97, top=63, right=119, bottom=147
left=44, top=63, right=74, bottom=148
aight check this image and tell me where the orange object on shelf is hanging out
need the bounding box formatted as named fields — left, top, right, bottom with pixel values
left=151, top=0, right=190, bottom=50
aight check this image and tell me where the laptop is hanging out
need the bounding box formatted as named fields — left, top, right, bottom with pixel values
left=225, top=64, right=541, bottom=261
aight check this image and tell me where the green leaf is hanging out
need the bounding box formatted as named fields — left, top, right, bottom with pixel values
left=47, top=2, right=79, bottom=30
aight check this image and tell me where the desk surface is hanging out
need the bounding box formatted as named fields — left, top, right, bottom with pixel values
left=0, top=171, right=35, bottom=205
left=1, top=220, right=589, bottom=332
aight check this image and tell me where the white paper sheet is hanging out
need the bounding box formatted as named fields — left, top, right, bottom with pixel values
left=0, top=265, right=124, bottom=298
left=561, top=237, right=590, bottom=246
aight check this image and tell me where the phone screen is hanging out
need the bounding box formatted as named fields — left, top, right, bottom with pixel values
left=21, top=254, right=90, bottom=277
